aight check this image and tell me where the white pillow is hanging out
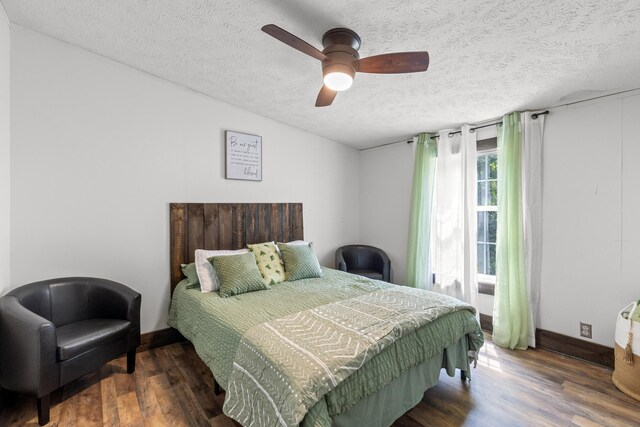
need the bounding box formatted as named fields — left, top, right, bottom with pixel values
left=195, top=248, right=249, bottom=292
left=285, top=240, right=311, bottom=246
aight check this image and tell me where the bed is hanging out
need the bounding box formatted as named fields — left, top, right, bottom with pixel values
left=167, top=203, right=484, bottom=427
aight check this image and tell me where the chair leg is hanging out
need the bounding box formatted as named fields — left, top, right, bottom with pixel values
left=127, top=350, right=136, bottom=374
left=37, top=394, right=50, bottom=426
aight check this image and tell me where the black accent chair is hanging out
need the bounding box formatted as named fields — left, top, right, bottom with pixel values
left=335, top=245, right=391, bottom=282
left=0, top=277, right=141, bottom=425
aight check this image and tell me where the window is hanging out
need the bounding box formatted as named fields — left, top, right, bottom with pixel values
left=477, top=150, right=497, bottom=286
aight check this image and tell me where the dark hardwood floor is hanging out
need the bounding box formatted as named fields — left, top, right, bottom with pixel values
left=1, top=332, right=639, bottom=426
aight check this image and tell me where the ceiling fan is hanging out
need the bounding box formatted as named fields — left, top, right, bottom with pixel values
left=261, top=24, right=430, bottom=107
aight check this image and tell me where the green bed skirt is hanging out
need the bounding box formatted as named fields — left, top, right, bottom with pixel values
left=330, top=337, right=469, bottom=427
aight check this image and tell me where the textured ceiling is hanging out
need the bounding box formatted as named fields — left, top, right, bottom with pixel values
left=2, top=0, right=640, bottom=149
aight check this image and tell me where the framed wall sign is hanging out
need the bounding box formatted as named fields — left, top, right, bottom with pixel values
left=225, top=130, right=262, bottom=181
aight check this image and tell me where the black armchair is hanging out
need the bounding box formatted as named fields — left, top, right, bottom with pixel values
left=335, top=245, right=391, bottom=282
left=0, top=277, right=141, bottom=425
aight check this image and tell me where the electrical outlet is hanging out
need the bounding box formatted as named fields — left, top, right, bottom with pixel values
left=580, top=322, right=592, bottom=339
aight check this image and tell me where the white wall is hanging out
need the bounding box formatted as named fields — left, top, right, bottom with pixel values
left=359, top=92, right=640, bottom=346
left=359, top=142, right=414, bottom=284
left=540, top=92, right=640, bottom=346
left=621, top=94, right=640, bottom=321
left=10, top=27, right=360, bottom=333
left=0, top=5, right=10, bottom=296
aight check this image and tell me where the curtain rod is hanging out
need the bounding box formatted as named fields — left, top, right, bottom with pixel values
left=360, top=138, right=414, bottom=150
left=427, top=110, right=549, bottom=140
left=360, top=110, right=550, bottom=151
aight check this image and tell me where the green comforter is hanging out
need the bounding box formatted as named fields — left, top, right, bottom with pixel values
left=168, top=268, right=483, bottom=426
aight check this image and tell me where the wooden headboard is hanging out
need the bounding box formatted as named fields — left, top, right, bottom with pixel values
left=169, top=203, right=303, bottom=293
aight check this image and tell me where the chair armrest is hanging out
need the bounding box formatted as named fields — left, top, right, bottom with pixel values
left=371, top=250, right=391, bottom=282
left=335, top=249, right=347, bottom=271
left=0, top=296, right=59, bottom=396
left=382, top=257, right=391, bottom=282
left=86, top=279, right=141, bottom=349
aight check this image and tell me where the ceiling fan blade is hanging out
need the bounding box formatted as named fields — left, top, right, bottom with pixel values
left=315, top=85, right=337, bottom=107
left=355, top=52, right=429, bottom=74
left=262, top=24, right=327, bottom=61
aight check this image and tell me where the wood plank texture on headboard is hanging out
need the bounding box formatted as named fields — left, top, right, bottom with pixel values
left=169, top=203, right=303, bottom=293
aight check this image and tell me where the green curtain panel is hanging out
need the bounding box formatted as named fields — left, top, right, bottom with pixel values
left=406, top=133, right=437, bottom=289
left=493, top=112, right=531, bottom=350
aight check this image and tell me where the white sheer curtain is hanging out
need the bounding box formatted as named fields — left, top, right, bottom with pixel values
left=432, top=126, right=478, bottom=308
left=433, top=131, right=462, bottom=294
left=522, top=112, right=545, bottom=347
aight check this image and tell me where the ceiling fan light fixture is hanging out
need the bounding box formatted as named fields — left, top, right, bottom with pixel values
left=323, top=64, right=355, bottom=91
left=261, top=24, right=430, bottom=107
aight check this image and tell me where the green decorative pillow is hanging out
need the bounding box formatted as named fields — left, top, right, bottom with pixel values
left=210, top=252, right=270, bottom=298
left=631, top=300, right=640, bottom=323
left=181, top=262, right=200, bottom=289
left=277, top=242, right=323, bottom=281
left=248, top=242, right=285, bottom=285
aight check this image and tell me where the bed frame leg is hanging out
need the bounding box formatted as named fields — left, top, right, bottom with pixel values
left=460, top=370, right=468, bottom=382
left=214, top=379, right=221, bottom=395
